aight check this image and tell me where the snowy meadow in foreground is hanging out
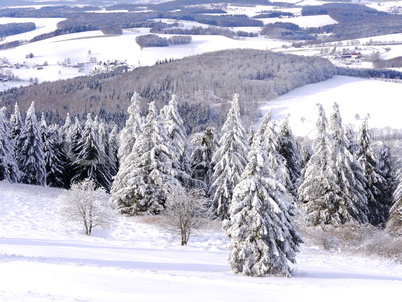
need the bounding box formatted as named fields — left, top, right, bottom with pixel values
left=1, top=182, right=401, bottom=302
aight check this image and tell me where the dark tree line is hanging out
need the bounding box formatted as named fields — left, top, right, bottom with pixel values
left=261, top=22, right=316, bottom=40
left=0, top=102, right=118, bottom=191
left=136, top=34, right=192, bottom=48
left=337, top=67, right=402, bottom=80
left=0, top=22, right=36, bottom=38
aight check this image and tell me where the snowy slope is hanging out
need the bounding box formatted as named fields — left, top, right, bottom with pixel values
left=1, top=182, right=401, bottom=301
left=262, top=75, right=402, bottom=138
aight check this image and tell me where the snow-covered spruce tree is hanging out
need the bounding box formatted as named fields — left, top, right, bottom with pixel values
left=377, top=143, right=394, bottom=209
left=328, top=102, right=369, bottom=224
left=68, top=117, right=83, bottom=162
left=98, top=121, right=113, bottom=183
left=161, top=94, right=193, bottom=186
left=345, top=124, right=359, bottom=155
left=60, top=112, right=72, bottom=140
left=108, top=125, right=119, bottom=177
left=9, top=102, right=23, bottom=143
left=355, top=118, right=391, bottom=226
left=190, top=127, right=219, bottom=190
left=278, top=115, right=302, bottom=190
left=257, top=110, right=294, bottom=198
left=117, top=92, right=143, bottom=166
left=298, top=104, right=364, bottom=226
left=71, top=113, right=112, bottom=191
left=16, top=102, right=46, bottom=186
left=224, top=136, right=302, bottom=277
left=209, top=94, right=248, bottom=220
left=110, top=101, right=181, bottom=215
left=0, top=109, right=9, bottom=181
left=0, top=107, right=19, bottom=182
left=386, top=173, right=402, bottom=235
left=39, top=115, right=69, bottom=188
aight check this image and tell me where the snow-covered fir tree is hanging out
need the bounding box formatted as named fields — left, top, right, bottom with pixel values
left=257, top=110, right=294, bottom=197
left=110, top=101, right=181, bottom=215
left=40, top=115, right=69, bottom=188
left=71, top=113, right=112, bottom=191
left=0, top=107, right=19, bottom=182
left=16, top=102, right=46, bottom=186
left=209, top=94, right=248, bottom=220
left=224, top=136, right=302, bottom=277
left=345, top=124, right=359, bottom=155
left=278, top=115, right=302, bottom=190
left=190, top=127, right=219, bottom=190
left=298, top=104, right=366, bottom=226
left=60, top=113, right=72, bottom=152
left=355, top=118, right=391, bottom=226
left=328, top=103, right=369, bottom=224
left=386, top=172, right=402, bottom=235
left=9, top=102, right=23, bottom=143
left=117, top=92, right=143, bottom=165
left=69, top=117, right=83, bottom=162
left=98, top=121, right=113, bottom=183
left=161, top=94, right=193, bottom=187
left=377, top=143, right=394, bottom=210
left=108, top=125, right=119, bottom=178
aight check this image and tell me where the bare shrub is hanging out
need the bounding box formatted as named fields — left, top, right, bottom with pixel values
left=60, top=179, right=115, bottom=235
left=297, top=221, right=402, bottom=262
left=160, top=187, right=210, bottom=246
left=134, top=215, right=164, bottom=226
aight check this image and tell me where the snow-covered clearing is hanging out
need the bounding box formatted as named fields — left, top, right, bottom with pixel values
left=258, top=15, right=338, bottom=28
left=0, top=17, right=65, bottom=44
left=0, top=182, right=401, bottom=301
left=262, top=75, right=402, bottom=138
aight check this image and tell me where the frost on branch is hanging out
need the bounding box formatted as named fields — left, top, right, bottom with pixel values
left=161, top=187, right=209, bottom=246
left=60, top=178, right=115, bottom=235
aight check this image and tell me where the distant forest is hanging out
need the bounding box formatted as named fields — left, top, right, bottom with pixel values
left=303, top=3, right=402, bottom=41
left=0, top=49, right=336, bottom=133
left=1, top=1, right=400, bottom=44
left=0, top=22, right=36, bottom=38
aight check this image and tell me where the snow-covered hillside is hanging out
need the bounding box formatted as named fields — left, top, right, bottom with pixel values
left=261, top=75, right=402, bottom=138
left=0, top=182, right=401, bottom=301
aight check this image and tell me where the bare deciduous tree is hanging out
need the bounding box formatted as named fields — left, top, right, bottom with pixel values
left=60, top=179, right=115, bottom=235
left=162, top=187, right=209, bottom=246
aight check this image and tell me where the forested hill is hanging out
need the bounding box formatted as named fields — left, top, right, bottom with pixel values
left=0, top=49, right=336, bottom=132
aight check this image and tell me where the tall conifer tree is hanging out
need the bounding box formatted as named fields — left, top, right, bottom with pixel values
left=355, top=118, right=390, bottom=225
left=278, top=115, right=302, bottom=191
left=298, top=104, right=365, bottom=226
left=209, top=94, right=248, bottom=220
left=224, top=136, right=302, bottom=277
left=40, top=115, right=69, bottom=188
left=161, top=94, right=193, bottom=187
left=190, top=127, right=219, bottom=190
left=111, top=102, right=181, bottom=215
left=329, top=103, right=369, bottom=224
left=0, top=108, right=19, bottom=182
left=117, top=92, right=142, bottom=165
left=16, top=102, right=46, bottom=185
left=71, top=113, right=111, bottom=191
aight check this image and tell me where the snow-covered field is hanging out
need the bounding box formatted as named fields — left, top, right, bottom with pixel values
left=0, top=25, right=290, bottom=90
left=262, top=75, right=402, bottom=138
left=0, top=182, right=401, bottom=301
left=258, top=15, right=337, bottom=28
